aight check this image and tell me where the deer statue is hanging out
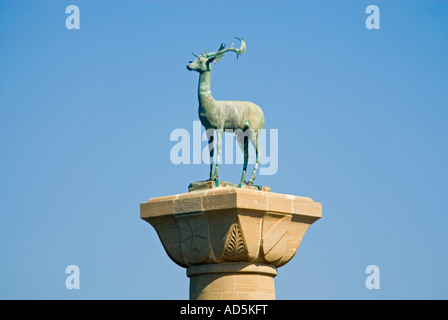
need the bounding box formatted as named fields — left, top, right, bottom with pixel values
left=187, top=38, right=265, bottom=186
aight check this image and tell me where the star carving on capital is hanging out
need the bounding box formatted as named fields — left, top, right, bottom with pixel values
left=179, top=216, right=208, bottom=252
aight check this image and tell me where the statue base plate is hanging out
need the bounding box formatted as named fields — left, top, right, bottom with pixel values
left=188, top=180, right=271, bottom=192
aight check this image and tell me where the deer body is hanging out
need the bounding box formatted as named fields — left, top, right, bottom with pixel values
left=187, top=38, right=265, bottom=185
left=198, top=73, right=264, bottom=131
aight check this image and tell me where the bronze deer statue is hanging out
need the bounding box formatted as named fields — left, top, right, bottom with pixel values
left=187, top=38, right=265, bottom=185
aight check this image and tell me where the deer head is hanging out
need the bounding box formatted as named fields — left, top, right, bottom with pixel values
left=186, top=37, right=246, bottom=73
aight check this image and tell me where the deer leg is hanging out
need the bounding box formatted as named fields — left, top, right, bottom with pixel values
left=207, top=129, right=214, bottom=180
left=239, top=133, right=249, bottom=185
left=249, top=130, right=260, bottom=183
left=213, top=129, right=223, bottom=180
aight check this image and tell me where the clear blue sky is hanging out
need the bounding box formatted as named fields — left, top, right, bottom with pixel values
left=0, top=0, right=447, bottom=299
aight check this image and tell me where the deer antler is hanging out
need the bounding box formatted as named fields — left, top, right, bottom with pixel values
left=204, top=37, right=246, bottom=62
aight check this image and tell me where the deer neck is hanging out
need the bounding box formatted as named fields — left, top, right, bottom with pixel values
left=198, top=70, right=216, bottom=111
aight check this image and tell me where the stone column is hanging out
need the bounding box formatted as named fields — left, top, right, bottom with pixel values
left=140, top=187, right=321, bottom=300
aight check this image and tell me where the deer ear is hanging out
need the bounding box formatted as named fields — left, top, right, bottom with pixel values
left=206, top=56, right=216, bottom=71
left=207, top=56, right=217, bottom=64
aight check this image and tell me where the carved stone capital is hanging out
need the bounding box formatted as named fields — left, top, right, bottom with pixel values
left=140, top=188, right=322, bottom=268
